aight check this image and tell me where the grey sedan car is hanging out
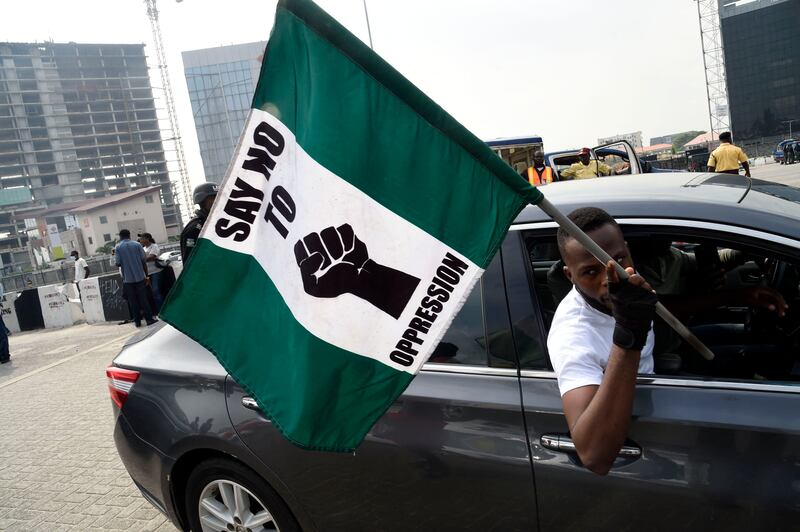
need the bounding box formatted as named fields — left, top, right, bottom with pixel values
left=110, top=173, right=800, bottom=531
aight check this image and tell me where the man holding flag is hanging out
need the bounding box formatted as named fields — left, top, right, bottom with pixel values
left=160, top=0, right=707, bottom=459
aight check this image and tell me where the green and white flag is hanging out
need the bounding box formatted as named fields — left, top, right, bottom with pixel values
left=161, top=0, right=543, bottom=451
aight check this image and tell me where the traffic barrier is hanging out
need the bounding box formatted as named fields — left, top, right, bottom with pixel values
left=2, top=265, right=179, bottom=332
left=38, top=283, right=84, bottom=329
left=0, top=291, right=21, bottom=333
left=15, top=289, right=45, bottom=331
left=79, top=277, right=105, bottom=324
left=98, top=274, right=131, bottom=322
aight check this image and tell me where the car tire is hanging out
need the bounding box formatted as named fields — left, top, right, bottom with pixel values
left=185, top=458, right=300, bottom=532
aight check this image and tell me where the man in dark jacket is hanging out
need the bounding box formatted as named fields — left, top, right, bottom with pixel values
left=180, top=182, right=219, bottom=263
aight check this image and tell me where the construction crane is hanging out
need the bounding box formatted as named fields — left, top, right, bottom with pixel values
left=144, top=0, right=192, bottom=225
left=696, top=0, right=730, bottom=143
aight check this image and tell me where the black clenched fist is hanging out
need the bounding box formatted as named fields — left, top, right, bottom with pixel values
left=294, top=224, right=369, bottom=298
left=294, top=224, right=421, bottom=319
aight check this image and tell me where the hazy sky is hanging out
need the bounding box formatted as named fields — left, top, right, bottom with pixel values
left=2, top=0, right=711, bottom=186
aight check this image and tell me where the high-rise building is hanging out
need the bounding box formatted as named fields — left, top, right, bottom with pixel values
left=720, top=0, right=800, bottom=140
left=182, top=41, right=266, bottom=184
left=0, top=42, right=180, bottom=269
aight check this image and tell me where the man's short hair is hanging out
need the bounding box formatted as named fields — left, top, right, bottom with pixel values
left=719, top=131, right=732, bottom=143
left=556, top=207, right=619, bottom=257
left=119, top=229, right=130, bottom=239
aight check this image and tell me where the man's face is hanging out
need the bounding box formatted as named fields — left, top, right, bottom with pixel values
left=533, top=152, right=545, bottom=166
left=202, top=194, right=217, bottom=212
left=579, top=153, right=591, bottom=165
left=562, top=222, right=633, bottom=309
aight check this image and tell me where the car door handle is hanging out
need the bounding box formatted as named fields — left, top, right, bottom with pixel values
left=540, top=434, right=641, bottom=458
left=241, top=396, right=260, bottom=411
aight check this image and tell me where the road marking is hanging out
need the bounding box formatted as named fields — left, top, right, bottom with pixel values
left=44, top=344, right=79, bottom=355
left=0, top=332, right=135, bottom=390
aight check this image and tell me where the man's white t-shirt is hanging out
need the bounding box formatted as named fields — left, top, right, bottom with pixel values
left=143, top=243, right=161, bottom=275
left=74, top=257, right=88, bottom=282
left=547, top=286, right=654, bottom=397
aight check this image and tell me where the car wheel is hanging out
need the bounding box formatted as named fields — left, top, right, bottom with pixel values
left=185, top=458, right=300, bottom=532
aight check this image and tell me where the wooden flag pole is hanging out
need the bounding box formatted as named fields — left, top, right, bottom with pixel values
left=537, top=197, right=715, bottom=361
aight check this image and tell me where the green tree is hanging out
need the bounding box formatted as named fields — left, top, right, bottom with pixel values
left=96, top=240, right=118, bottom=255
left=672, top=130, right=706, bottom=153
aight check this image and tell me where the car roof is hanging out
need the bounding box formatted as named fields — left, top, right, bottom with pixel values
left=515, top=173, right=800, bottom=240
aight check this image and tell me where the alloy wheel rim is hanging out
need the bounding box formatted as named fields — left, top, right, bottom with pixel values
left=198, top=479, right=279, bottom=532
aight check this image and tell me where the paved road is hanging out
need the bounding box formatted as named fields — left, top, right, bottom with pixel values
left=0, top=323, right=179, bottom=531
left=750, top=160, right=800, bottom=187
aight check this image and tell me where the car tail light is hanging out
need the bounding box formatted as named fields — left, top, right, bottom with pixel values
left=107, top=366, right=140, bottom=408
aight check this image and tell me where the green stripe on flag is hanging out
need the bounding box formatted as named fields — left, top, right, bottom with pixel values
left=254, top=0, right=542, bottom=268
left=160, top=239, right=413, bottom=452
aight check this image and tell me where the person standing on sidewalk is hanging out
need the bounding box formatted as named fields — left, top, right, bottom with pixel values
left=707, top=131, right=751, bottom=177
left=138, top=232, right=163, bottom=313
left=114, top=229, right=157, bottom=327
left=181, top=182, right=218, bottom=264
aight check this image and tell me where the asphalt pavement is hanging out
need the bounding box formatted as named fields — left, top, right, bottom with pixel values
left=750, top=159, right=800, bottom=187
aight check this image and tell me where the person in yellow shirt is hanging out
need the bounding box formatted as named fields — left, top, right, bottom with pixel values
left=560, top=148, right=613, bottom=180
left=707, top=131, right=751, bottom=177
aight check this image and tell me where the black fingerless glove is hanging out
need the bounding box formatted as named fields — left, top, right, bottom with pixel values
left=609, top=278, right=658, bottom=351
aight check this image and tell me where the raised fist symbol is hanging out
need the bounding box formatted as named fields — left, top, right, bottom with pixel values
left=294, top=224, right=421, bottom=319
left=294, top=224, right=368, bottom=298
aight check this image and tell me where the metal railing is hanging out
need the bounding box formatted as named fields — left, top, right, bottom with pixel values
left=0, top=242, right=180, bottom=292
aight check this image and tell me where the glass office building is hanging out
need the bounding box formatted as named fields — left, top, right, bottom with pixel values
left=182, top=42, right=266, bottom=184
left=720, top=0, right=800, bottom=140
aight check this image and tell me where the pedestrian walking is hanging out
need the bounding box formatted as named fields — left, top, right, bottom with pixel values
left=707, top=131, right=751, bottom=177
left=138, top=232, right=163, bottom=312
left=114, top=229, right=157, bottom=327
left=181, top=182, right=218, bottom=264
left=70, top=250, right=89, bottom=299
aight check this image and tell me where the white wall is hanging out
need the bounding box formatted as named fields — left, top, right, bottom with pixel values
left=77, top=191, right=168, bottom=254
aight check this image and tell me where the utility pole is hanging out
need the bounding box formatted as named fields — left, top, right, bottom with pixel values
left=782, top=119, right=796, bottom=139
left=696, top=0, right=730, bottom=143
left=144, top=0, right=192, bottom=225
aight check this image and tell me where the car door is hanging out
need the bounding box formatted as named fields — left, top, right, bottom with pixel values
left=503, top=221, right=800, bottom=531
left=592, top=140, right=642, bottom=175
left=228, top=253, right=538, bottom=532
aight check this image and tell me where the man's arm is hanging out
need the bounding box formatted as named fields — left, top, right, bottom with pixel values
left=660, top=285, right=787, bottom=320
left=562, top=344, right=641, bottom=475
left=707, top=152, right=717, bottom=172
left=741, top=160, right=751, bottom=178
left=560, top=165, right=577, bottom=179
left=561, top=263, right=657, bottom=475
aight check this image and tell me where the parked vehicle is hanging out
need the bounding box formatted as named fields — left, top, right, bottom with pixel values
left=110, top=172, right=800, bottom=531
left=773, top=138, right=796, bottom=163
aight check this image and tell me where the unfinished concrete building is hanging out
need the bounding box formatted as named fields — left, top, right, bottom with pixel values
left=0, top=42, right=181, bottom=272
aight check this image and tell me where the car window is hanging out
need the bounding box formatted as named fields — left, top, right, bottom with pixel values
left=429, top=253, right=514, bottom=368
left=521, top=227, right=800, bottom=384
left=429, top=280, right=486, bottom=365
